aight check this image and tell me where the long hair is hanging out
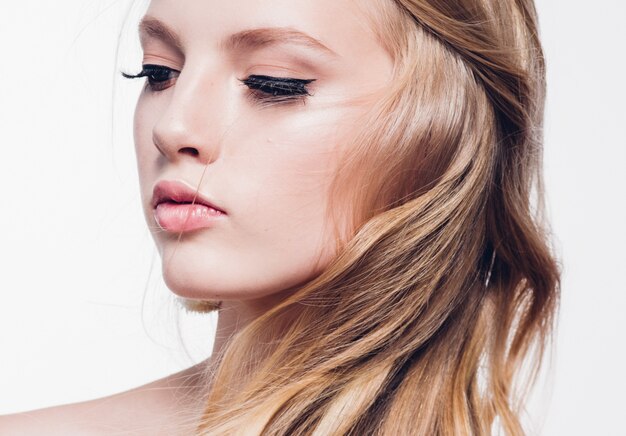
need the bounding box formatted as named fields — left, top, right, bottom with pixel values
left=193, top=0, right=560, bottom=434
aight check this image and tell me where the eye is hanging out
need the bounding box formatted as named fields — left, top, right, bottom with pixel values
left=240, top=75, right=315, bottom=105
left=121, top=64, right=180, bottom=91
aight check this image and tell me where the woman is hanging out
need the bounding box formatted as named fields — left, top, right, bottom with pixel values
left=1, top=0, right=560, bottom=434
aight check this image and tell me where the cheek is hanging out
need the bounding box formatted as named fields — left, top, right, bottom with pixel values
left=221, top=116, right=344, bottom=289
left=133, top=97, right=158, bottom=180
left=231, top=106, right=353, bottom=236
left=133, top=95, right=170, bottom=216
left=161, top=111, right=351, bottom=301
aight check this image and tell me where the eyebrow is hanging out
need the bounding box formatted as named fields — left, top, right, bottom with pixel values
left=139, top=17, right=183, bottom=51
left=138, top=16, right=337, bottom=57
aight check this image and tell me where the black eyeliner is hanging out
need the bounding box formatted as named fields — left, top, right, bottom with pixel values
left=241, top=75, right=315, bottom=97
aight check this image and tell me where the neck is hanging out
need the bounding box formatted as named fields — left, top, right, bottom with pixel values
left=202, top=291, right=304, bottom=389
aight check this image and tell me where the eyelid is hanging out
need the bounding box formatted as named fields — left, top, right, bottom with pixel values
left=121, top=64, right=180, bottom=78
left=121, top=64, right=180, bottom=92
left=122, top=65, right=316, bottom=102
left=241, top=75, right=315, bottom=92
left=239, top=74, right=315, bottom=105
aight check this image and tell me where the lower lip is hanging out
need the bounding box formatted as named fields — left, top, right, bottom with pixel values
left=154, top=202, right=225, bottom=233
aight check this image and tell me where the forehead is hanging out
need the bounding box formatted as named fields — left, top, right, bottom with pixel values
left=144, top=0, right=391, bottom=63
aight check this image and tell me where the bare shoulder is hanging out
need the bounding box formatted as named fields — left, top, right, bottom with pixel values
left=0, top=399, right=113, bottom=436
left=0, top=361, right=210, bottom=436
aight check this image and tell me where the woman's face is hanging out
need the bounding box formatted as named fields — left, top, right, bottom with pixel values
left=133, top=0, right=393, bottom=302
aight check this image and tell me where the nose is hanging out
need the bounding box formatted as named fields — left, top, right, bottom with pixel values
left=151, top=68, right=227, bottom=165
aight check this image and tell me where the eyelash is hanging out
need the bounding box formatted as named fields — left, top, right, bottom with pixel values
left=239, top=75, right=314, bottom=105
left=121, top=64, right=315, bottom=104
left=122, top=64, right=180, bottom=92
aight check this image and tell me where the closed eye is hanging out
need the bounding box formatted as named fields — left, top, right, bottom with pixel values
left=122, top=67, right=315, bottom=104
left=240, top=75, right=315, bottom=105
left=121, top=64, right=180, bottom=91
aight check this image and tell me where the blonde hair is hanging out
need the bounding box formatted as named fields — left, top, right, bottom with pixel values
left=191, top=0, right=560, bottom=434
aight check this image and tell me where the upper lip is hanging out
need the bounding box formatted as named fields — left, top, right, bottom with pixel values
left=151, top=180, right=227, bottom=214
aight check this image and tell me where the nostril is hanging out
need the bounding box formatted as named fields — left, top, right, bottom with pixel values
left=179, top=147, right=199, bottom=157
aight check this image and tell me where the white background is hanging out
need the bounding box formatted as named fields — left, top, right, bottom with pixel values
left=0, top=1, right=624, bottom=435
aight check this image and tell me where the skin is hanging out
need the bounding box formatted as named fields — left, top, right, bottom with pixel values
left=0, top=0, right=393, bottom=433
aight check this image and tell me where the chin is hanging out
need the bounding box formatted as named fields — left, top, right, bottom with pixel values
left=160, top=257, right=231, bottom=300
left=159, top=253, right=326, bottom=305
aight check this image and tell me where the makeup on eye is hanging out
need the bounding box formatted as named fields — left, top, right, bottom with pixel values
left=122, top=64, right=316, bottom=103
left=122, top=64, right=180, bottom=91
left=238, top=75, right=315, bottom=105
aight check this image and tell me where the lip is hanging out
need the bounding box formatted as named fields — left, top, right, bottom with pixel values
left=151, top=180, right=227, bottom=214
